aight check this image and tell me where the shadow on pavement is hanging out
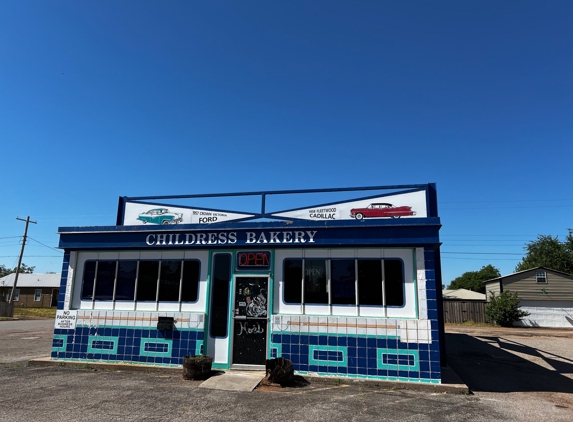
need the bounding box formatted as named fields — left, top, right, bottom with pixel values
left=446, top=332, right=573, bottom=393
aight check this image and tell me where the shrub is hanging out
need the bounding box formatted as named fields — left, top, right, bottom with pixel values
left=485, top=291, right=530, bottom=327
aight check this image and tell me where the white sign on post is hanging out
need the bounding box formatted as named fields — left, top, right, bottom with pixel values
left=55, top=310, right=77, bottom=330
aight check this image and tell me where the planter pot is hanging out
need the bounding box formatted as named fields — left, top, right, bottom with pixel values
left=182, top=355, right=213, bottom=380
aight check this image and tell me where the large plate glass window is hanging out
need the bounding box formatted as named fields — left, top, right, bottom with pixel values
left=80, top=258, right=200, bottom=305
left=283, top=258, right=404, bottom=308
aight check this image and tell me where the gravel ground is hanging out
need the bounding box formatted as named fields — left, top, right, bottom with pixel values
left=446, top=327, right=573, bottom=420
left=1, top=320, right=572, bottom=421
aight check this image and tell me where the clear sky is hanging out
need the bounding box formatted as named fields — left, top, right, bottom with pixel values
left=1, top=1, right=571, bottom=286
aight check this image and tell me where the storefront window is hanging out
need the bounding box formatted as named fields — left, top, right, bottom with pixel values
left=181, top=260, right=200, bottom=302
left=94, top=260, right=116, bottom=301
left=81, top=261, right=96, bottom=300
left=331, top=259, right=355, bottom=305
left=158, top=261, right=182, bottom=302
left=384, top=259, right=404, bottom=306
left=81, top=258, right=200, bottom=305
left=358, top=259, right=383, bottom=305
left=136, top=261, right=159, bottom=301
left=304, top=259, right=328, bottom=304
left=283, top=259, right=302, bottom=304
left=283, top=258, right=404, bottom=308
left=115, top=261, right=137, bottom=301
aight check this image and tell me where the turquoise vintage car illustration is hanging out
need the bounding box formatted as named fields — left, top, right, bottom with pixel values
left=137, top=208, right=183, bottom=225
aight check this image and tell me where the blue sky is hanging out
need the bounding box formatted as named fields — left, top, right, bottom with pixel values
left=1, top=1, right=571, bottom=286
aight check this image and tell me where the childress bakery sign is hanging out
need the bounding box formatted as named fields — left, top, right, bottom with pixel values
left=144, top=230, right=318, bottom=246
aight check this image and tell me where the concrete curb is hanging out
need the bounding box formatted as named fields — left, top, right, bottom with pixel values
left=28, top=357, right=469, bottom=394
left=29, top=357, right=182, bottom=375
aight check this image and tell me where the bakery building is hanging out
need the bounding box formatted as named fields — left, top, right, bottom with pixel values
left=51, top=184, right=444, bottom=384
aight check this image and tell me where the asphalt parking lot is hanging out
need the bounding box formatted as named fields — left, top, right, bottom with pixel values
left=1, top=320, right=572, bottom=421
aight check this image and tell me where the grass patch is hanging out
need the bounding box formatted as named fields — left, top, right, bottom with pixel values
left=14, top=307, right=57, bottom=319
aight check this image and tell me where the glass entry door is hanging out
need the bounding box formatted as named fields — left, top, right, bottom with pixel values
left=232, top=277, right=269, bottom=366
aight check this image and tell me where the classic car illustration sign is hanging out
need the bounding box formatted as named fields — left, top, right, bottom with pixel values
left=271, top=190, right=427, bottom=221
left=123, top=202, right=255, bottom=225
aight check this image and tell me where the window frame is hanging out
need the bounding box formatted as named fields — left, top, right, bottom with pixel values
left=80, top=258, right=202, bottom=307
left=12, top=288, right=20, bottom=302
left=282, top=257, right=405, bottom=309
left=34, top=289, right=42, bottom=302
left=536, top=271, right=548, bottom=284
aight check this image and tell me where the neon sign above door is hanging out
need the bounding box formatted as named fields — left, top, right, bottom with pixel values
left=237, top=252, right=271, bottom=270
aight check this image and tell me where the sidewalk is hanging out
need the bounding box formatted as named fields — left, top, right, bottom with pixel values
left=29, top=357, right=469, bottom=394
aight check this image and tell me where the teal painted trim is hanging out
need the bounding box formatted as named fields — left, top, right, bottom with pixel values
left=204, top=251, right=214, bottom=351
left=308, top=345, right=347, bottom=366
left=52, top=334, right=68, bottom=352
left=419, top=378, right=441, bottom=384
left=87, top=336, right=118, bottom=354
left=412, top=249, right=418, bottom=319
left=226, top=252, right=235, bottom=366
left=212, top=362, right=230, bottom=370
left=207, top=250, right=236, bottom=367
left=266, top=251, right=275, bottom=359
left=139, top=338, right=173, bottom=357
left=377, top=348, right=420, bottom=372
left=195, top=341, right=204, bottom=356
left=270, top=343, right=282, bottom=358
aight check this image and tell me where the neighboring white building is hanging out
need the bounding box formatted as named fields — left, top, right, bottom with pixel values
left=442, top=288, right=486, bottom=301
left=484, top=267, right=573, bottom=328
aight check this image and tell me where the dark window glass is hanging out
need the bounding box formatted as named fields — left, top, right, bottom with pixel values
left=331, top=259, right=356, bottom=305
left=115, top=261, right=137, bottom=301
left=181, top=260, right=200, bottom=302
left=358, top=260, right=383, bottom=306
left=136, top=261, right=159, bottom=301
left=94, top=261, right=117, bottom=300
left=158, top=261, right=182, bottom=302
left=82, top=261, right=96, bottom=300
left=283, top=259, right=302, bottom=304
left=384, top=260, right=404, bottom=306
left=210, top=254, right=232, bottom=337
left=304, top=259, right=328, bottom=304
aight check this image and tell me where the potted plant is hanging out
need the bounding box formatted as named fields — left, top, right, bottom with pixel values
left=182, top=355, right=213, bottom=380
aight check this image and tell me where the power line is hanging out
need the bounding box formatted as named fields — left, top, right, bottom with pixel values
left=441, top=257, right=519, bottom=261
left=0, top=255, right=63, bottom=258
left=28, top=237, right=62, bottom=253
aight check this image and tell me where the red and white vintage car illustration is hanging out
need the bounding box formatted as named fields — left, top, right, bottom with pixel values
left=350, top=203, right=416, bottom=220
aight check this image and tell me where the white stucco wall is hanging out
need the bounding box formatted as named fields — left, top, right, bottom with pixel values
left=514, top=300, right=573, bottom=328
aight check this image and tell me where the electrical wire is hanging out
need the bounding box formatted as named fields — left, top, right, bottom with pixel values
left=27, top=237, right=62, bottom=253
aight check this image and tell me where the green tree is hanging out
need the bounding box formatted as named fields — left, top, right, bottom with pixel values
left=449, top=265, right=501, bottom=294
left=0, top=263, right=35, bottom=278
left=485, top=291, right=530, bottom=327
left=515, top=229, right=573, bottom=274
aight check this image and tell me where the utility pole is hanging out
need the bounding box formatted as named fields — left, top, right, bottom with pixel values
left=8, top=216, right=37, bottom=304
